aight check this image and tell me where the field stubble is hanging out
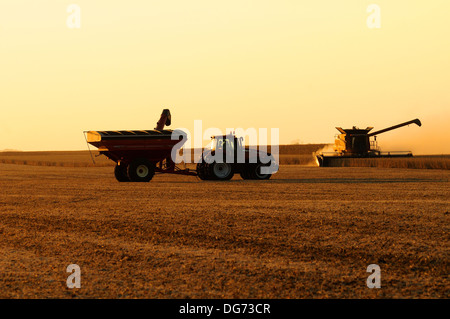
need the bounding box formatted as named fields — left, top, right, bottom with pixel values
left=0, top=161, right=448, bottom=298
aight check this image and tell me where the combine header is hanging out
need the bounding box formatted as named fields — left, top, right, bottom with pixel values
left=316, top=118, right=422, bottom=167
left=85, top=109, right=278, bottom=182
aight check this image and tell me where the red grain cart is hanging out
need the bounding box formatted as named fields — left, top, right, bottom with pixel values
left=85, top=109, right=194, bottom=182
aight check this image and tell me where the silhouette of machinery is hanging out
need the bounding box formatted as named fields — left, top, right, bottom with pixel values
left=316, top=119, right=422, bottom=167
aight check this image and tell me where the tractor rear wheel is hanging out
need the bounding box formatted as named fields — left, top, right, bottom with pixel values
left=114, top=163, right=130, bottom=182
left=210, top=162, right=234, bottom=180
left=128, top=159, right=155, bottom=182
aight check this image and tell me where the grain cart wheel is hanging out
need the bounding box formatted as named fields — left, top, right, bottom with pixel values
left=114, top=163, right=130, bottom=182
left=128, top=159, right=155, bottom=182
left=252, top=163, right=272, bottom=180
left=210, top=162, right=234, bottom=180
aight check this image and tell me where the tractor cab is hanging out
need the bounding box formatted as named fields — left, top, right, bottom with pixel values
left=210, top=134, right=243, bottom=156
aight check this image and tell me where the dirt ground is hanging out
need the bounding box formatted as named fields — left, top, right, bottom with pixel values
left=0, top=163, right=448, bottom=298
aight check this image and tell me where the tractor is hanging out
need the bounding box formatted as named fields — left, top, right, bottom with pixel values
left=196, top=134, right=278, bottom=181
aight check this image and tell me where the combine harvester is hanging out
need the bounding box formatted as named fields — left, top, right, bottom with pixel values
left=316, top=118, right=422, bottom=167
left=85, top=109, right=278, bottom=182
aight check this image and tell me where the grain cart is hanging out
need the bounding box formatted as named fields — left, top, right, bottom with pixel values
left=85, top=109, right=278, bottom=182
left=316, top=118, right=422, bottom=167
left=85, top=109, right=195, bottom=182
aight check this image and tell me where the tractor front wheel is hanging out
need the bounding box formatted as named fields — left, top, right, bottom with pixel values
left=240, top=163, right=272, bottom=180
left=252, top=163, right=272, bottom=180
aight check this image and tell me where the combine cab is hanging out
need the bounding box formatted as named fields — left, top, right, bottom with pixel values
left=85, top=109, right=278, bottom=182
left=316, top=118, right=422, bottom=167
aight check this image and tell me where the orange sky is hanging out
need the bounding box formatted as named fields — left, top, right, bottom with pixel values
left=0, top=1, right=449, bottom=153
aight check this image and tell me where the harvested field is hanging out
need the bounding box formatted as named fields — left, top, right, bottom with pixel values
left=0, top=151, right=112, bottom=167
left=0, top=163, right=448, bottom=298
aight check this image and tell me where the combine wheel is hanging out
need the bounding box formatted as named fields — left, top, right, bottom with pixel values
left=128, top=158, right=155, bottom=182
left=210, top=162, right=234, bottom=181
left=114, top=163, right=130, bottom=182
